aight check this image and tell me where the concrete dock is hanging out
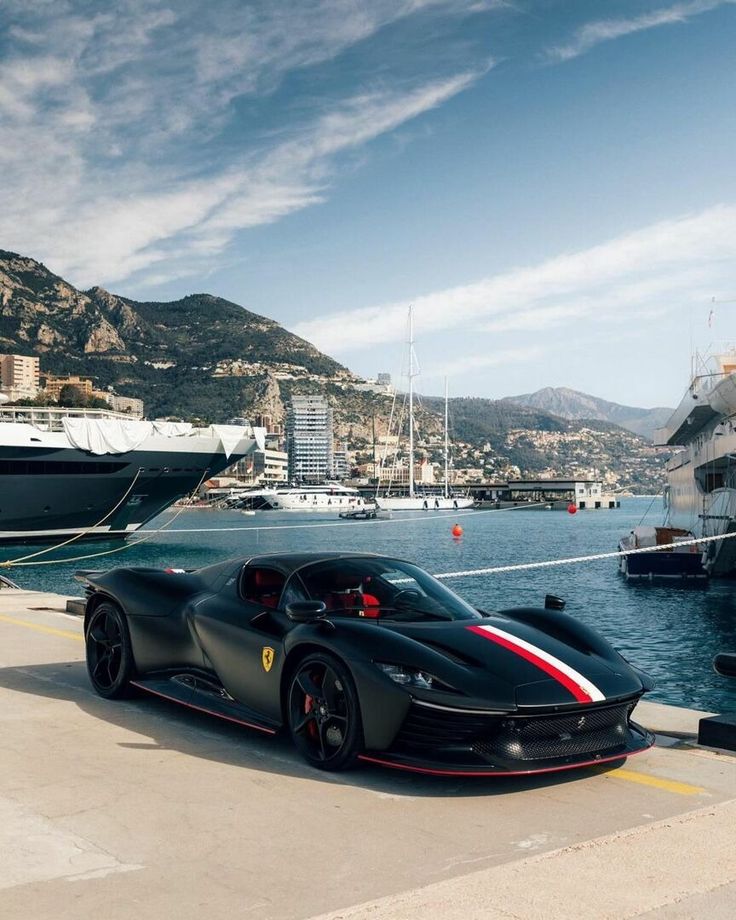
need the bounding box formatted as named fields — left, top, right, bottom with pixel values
left=1, top=589, right=734, bottom=920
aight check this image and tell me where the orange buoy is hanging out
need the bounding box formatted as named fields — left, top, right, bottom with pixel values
left=451, top=523, right=463, bottom=538
left=567, top=503, right=577, bottom=515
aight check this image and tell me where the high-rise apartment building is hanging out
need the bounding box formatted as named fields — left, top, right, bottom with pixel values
left=286, top=395, right=334, bottom=482
left=0, top=353, right=40, bottom=401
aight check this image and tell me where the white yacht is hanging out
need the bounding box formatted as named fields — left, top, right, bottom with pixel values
left=0, top=406, right=263, bottom=543
left=375, top=308, right=473, bottom=513
left=252, top=483, right=371, bottom=512
left=656, top=344, right=736, bottom=575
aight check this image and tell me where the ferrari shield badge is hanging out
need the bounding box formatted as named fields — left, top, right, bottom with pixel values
left=261, top=647, right=275, bottom=673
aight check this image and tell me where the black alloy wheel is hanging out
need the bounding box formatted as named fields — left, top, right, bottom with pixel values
left=287, top=653, right=363, bottom=771
left=85, top=602, right=135, bottom=699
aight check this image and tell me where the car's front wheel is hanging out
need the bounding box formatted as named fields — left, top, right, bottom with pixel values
left=85, top=602, right=135, bottom=699
left=287, top=653, right=363, bottom=770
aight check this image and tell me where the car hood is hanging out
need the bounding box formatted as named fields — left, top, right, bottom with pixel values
left=383, top=614, right=644, bottom=709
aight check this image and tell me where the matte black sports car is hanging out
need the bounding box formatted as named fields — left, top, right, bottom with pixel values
left=81, top=552, right=655, bottom=776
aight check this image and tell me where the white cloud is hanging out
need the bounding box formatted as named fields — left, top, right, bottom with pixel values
left=0, top=0, right=493, bottom=286
left=547, top=0, right=735, bottom=62
left=292, top=204, right=736, bottom=352
left=430, top=345, right=545, bottom=379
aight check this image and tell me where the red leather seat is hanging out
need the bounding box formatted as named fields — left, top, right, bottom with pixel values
left=244, top=568, right=285, bottom=608
left=360, top=593, right=381, bottom=618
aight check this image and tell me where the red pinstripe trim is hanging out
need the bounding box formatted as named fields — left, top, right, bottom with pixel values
left=130, top=681, right=277, bottom=734
left=466, top=624, right=592, bottom=703
left=358, top=742, right=651, bottom=777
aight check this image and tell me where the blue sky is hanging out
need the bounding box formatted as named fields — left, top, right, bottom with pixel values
left=1, top=1, right=735, bottom=407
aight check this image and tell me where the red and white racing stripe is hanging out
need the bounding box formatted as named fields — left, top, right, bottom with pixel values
left=466, top=623, right=606, bottom=704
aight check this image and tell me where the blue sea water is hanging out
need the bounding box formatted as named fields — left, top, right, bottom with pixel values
left=5, top=497, right=736, bottom=713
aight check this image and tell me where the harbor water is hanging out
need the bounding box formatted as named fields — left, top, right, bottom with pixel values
left=5, top=496, right=735, bottom=713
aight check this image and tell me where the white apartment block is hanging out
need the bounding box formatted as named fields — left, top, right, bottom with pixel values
left=0, top=353, right=40, bottom=401
left=102, top=393, right=144, bottom=418
left=286, top=395, right=334, bottom=482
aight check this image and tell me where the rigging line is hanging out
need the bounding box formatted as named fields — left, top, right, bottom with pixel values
left=432, top=531, right=727, bottom=579
left=4, top=468, right=212, bottom=569
left=132, top=501, right=549, bottom=534
left=636, top=494, right=659, bottom=527
left=6, top=502, right=552, bottom=562
left=0, top=467, right=144, bottom=567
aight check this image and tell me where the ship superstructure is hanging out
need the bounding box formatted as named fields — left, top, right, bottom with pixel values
left=656, top=345, right=736, bottom=575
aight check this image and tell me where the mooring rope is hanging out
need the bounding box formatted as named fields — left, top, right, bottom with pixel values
left=0, top=468, right=144, bottom=567
left=432, top=531, right=728, bottom=579
left=4, top=497, right=727, bottom=580
left=1, top=468, right=211, bottom=569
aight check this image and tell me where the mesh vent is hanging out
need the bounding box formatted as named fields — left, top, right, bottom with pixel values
left=392, top=701, right=635, bottom=762
left=474, top=704, right=633, bottom=762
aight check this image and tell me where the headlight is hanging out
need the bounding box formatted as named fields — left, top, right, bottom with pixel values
left=375, top=662, right=436, bottom=690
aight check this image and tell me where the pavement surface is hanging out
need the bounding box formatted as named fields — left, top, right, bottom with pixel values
left=0, top=589, right=734, bottom=920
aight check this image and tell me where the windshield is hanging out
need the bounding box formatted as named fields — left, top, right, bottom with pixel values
left=294, top=558, right=482, bottom=622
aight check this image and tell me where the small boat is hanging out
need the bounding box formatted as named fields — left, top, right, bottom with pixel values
left=618, top=526, right=707, bottom=580
left=338, top=506, right=391, bottom=521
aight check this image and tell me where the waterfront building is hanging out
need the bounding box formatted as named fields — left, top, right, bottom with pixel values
left=0, top=353, right=39, bottom=401
left=286, top=395, right=334, bottom=482
left=231, top=448, right=289, bottom=486
left=377, top=372, right=391, bottom=386
left=506, top=478, right=620, bottom=509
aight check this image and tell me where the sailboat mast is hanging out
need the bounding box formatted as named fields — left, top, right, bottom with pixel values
left=408, top=305, right=415, bottom=499
left=444, top=376, right=449, bottom=500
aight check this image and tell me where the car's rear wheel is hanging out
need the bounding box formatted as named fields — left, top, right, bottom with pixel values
left=287, top=653, right=363, bottom=771
left=86, top=602, right=134, bottom=699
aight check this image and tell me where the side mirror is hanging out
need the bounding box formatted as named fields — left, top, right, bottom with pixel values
left=286, top=600, right=328, bottom=623
left=714, top=653, right=736, bottom=679
left=544, top=594, right=566, bottom=611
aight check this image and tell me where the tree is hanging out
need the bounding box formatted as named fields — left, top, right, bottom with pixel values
left=58, top=384, right=90, bottom=407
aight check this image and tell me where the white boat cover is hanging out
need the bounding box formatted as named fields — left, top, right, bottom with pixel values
left=61, top=418, right=261, bottom=457
left=63, top=418, right=159, bottom=454
left=208, top=424, right=265, bottom=457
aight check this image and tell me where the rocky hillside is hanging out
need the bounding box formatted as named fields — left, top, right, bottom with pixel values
left=0, top=250, right=667, bottom=491
left=503, top=387, right=673, bottom=441
left=0, top=249, right=349, bottom=421
left=420, top=396, right=664, bottom=493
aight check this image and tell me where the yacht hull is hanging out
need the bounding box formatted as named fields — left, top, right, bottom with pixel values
left=0, top=442, right=255, bottom=545
left=375, top=496, right=474, bottom=512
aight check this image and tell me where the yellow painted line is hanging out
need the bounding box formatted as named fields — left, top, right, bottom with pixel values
left=0, top=613, right=83, bottom=643
left=611, top=767, right=705, bottom=796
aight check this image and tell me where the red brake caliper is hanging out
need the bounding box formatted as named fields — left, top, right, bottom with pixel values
left=304, top=692, right=318, bottom=738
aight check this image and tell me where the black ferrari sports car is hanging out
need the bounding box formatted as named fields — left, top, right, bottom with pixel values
left=80, top=552, right=655, bottom=776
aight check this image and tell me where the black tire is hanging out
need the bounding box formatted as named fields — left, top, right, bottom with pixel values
left=287, top=652, right=363, bottom=771
left=85, top=602, right=135, bottom=699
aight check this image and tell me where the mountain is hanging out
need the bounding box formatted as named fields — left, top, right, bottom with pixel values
left=419, top=395, right=664, bottom=493
left=0, top=250, right=666, bottom=492
left=502, top=387, right=673, bottom=441
left=0, top=249, right=348, bottom=421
